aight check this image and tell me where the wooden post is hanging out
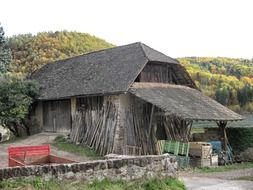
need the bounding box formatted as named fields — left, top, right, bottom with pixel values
left=70, top=97, right=77, bottom=128
left=168, top=66, right=172, bottom=83
left=217, top=121, right=228, bottom=151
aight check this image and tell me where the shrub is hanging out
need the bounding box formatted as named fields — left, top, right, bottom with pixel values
left=0, top=77, right=39, bottom=136
left=227, top=128, right=253, bottom=154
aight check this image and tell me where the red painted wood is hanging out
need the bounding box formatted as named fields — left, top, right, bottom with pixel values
left=8, top=145, right=51, bottom=167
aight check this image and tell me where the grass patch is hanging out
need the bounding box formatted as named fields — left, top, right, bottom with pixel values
left=0, top=135, right=27, bottom=144
left=51, top=135, right=101, bottom=159
left=0, top=177, right=186, bottom=190
left=193, top=162, right=253, bottom=173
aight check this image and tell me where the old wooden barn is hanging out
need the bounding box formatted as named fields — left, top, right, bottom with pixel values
left=30, top=42, right=242, bottom=155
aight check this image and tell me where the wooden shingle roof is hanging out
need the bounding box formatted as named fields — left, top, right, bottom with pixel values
left=129, top=83, right=243, bottom=121
left=31, top=42, right=181, bottom=100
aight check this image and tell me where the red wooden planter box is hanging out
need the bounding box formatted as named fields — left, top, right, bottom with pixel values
left=8, top=145, right=76, bottom=167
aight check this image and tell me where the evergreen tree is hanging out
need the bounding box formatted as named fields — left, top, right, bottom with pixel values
left=0, top=23, right=11, bottom=74
left=215, top=87, right=229, bottom=105
left=237, top=85, right=253, bottom=107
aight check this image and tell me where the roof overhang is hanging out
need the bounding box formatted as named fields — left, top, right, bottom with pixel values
left=129, top=83, right=243, bottom=122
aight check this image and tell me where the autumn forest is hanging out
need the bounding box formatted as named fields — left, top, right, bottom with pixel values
left=5, top=31, right=253, bottom=113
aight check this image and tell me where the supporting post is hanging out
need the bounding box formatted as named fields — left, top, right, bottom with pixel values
left=217, top=121, right=228, bottom=151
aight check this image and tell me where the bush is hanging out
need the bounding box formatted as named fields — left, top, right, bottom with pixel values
left=0, top=77, right=39, bottom=136
left=228, top=104, right=241, bottom=113
left=227, top=128, right=253, bottom=154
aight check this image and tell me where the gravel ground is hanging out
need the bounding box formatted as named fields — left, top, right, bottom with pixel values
left=180, top=176, right=253, bottom=190
left=180, top=168, right=253, bottom=190
left=181, top=168, right=253, bottom=180
left=0, top=132, right=91, bottom=168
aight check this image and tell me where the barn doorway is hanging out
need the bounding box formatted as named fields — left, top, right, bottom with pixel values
left=43, top=100, right=71, bottom=132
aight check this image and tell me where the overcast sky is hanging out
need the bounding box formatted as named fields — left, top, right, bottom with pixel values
left=1, top=0, right=253, bottom=58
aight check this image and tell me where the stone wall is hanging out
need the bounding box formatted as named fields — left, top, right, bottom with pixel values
left=0, top=154, right=177, bottom=181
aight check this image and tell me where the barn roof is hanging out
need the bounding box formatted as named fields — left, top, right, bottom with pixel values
left=129, top=83, right=243, bottom=121
left=31, top=42, right=181, bottom=100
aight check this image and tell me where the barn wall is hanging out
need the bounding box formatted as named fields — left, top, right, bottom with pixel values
left=42, top=100, right=71, bottom=132
left=70, top=93, right=183, bottom=156
left=36, top=102, right=43, bottom=131
left=139, top=63, right=169, bottom=83
left=137, top=62, right=196, bottom=88
left=29, top=102, right=43, bottom=134
left=118, top=93, right=161, bottom=155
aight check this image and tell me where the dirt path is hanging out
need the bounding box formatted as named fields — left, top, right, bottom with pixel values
left=181, top=168, right=253, bottom=180
left=180, top=169, right=253, bottom=190
left=0, top=132, right=92, bottom=168
left=180, top=176, right=253, bottom=190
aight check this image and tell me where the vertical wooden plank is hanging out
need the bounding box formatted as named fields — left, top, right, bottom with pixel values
left=56, top=100, right=71, bottom=132
left=71, top=97, right=77, bottom=126
left=35, top=101, right=43, bottom=131
left=43, top=101, right=53, bottom=132
left=71, top=97, right=76, bottom=118
left=148, top=105, right=155, bottom=136
left=168, top=66, right=172, bottom=83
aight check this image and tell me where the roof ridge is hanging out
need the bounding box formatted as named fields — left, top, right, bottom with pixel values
left=67, top=42, right=140, bottom=58
left=130, top=82, right=192, bottom=90
left=140, top=43, right=179, bottom=64
left=139, top=42, right=150, bottom=61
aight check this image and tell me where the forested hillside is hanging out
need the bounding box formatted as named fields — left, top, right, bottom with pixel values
left=6, top=31, right=253, bottom=112
left=178, top=57, right=253, bottom=112
left=7, top=31, right=114, bottom=76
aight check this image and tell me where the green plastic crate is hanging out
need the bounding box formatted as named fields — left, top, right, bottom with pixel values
left=178, top=142, right=189, bottom=156
left=163, top=141, right=179, bottom=155
left=176, top=155, right=190, bottom=169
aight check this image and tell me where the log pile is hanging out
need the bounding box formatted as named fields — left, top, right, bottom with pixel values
left=70, top=94, right=193, bottom=156
left=70, top=96, right=119, bottom=155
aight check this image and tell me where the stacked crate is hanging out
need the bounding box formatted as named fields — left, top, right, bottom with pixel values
left=189, top=142, right=212, bottom=167
left=163, top=141, right=190, bottom=168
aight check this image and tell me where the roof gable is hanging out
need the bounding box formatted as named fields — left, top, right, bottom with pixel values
left=140, top=43, right=178, bottom=64
left=31, top=42, right=180, bottom=100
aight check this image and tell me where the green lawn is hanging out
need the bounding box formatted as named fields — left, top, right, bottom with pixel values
left=193, top=162, right=253, bottom=173
left=51, top=135, right=102, bottom=160
left=0, top=177, right=186, bottom=190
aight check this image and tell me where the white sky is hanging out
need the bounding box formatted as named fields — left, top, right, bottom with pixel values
left=1, top=0, right=253, bottom=58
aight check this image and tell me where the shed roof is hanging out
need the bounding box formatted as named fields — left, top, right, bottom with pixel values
left=129, top=83, right=243, bottom=121
left=31, top=42, right=181, bottom=100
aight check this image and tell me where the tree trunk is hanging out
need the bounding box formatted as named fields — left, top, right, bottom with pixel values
left=25, top=126, right=31, bottom=136
left=8, top=123, right=20, bottom=137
